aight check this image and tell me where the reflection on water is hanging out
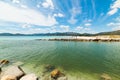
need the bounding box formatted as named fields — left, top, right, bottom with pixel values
left=0, top=40, right=120, bottom=80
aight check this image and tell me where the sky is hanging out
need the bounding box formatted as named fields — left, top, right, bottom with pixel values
left=0, top=0, right=120, bottom=34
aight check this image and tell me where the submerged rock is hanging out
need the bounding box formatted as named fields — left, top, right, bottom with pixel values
left=12, top=61, right=24, bottom=66
left=100, top=73, right=112, bottom=80
left=1, top=66, right=25, bottom=79
left=42, top=65, right=55, bottom=77
left=20, top=74, right=38, bottom=80
left=44, top=65, right=55, bottom=72
left=51, top=69, right=60, bottom=79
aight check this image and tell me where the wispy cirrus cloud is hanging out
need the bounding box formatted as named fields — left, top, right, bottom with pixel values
left=108, top=0, right=120, bottom=15
left=68, top=7, right=81, bottom=24
left=107, top=16, right=120, bottom=30
left=0, top=1, right=57, bottom=27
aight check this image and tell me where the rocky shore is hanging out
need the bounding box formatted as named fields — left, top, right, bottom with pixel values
left=0, top=60, right=112, bottom=80
left=0, top=60, right=67, bottom=80
left=37, top=36, right=120, bottom=42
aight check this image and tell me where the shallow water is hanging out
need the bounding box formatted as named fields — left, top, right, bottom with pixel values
left=0, top=38, right=120, bottom=80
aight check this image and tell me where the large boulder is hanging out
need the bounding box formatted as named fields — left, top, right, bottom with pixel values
left=1, top=75, right=17, bottom=80
left=1, top=66, right=25, bottom=79
left=20, top=74, right=38, bottom=80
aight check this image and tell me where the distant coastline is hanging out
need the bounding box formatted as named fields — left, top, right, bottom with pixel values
left=0, top=30, right=120, bottom=36
left=37, top=36, right=120, bottom=42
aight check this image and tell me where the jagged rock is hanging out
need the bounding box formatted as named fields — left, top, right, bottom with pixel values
left=0, top=60, right=9, bottom=65
left=1, top=75, right=17, bottom=80
left=0, top=68, right=1, bottom=73
left=100, top=73, right=112, bottom=80
left=20, top=74, right=38, bottom=80
left=51, top=69, right=60, bottom=79
left=57, top=76, right=67, bottom=80
left=1, top=66, right=25, bottom=79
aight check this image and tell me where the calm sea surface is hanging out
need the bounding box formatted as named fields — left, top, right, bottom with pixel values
left=0, top=36, right=120, bottom=80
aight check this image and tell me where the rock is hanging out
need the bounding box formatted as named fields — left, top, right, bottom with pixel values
left=51, top=69, right=60, bottom=79
left=12, top=61, right=24, bottom=66
left=0, top=60, right=9, bottom=65
left=101, top=73, right=112, bottom=80
left=20, top=74, right=38, bottom=80
left=1, top=75, right=17, bottom=80
left=0, top=67, right=2, bottom=72
left=57, top=76, right=67, bottom=80
left=0, top=68, right=2, bottom=78
left=44, top=65, right=55, bottom=72
left=42, top=65, right=55, bottom=77
left=1, top=66, right=25, bottom=79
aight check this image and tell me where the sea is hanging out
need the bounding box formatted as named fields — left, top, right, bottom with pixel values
left=0, top=36, right=120, bottom=80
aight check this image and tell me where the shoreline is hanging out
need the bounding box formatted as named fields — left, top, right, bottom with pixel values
left=0, top=60, right=113, bottom=80
left=37, top=36, right=120, bottom=42
left=0, top=60, right=68, bottom=80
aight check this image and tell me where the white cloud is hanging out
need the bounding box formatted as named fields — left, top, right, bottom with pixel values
left=57, top=13, right=64, bottom=17
left=37, top=2, right=41, bottom=8
left=108, top=8, right=118, bottom=15
left=74, top=26, right=92, bottom=33
left=54, top=13, right=64, bottom=17
left=68, top=17, right=77, bottom=24
left=42, top=0, right=54, bottom=9
left=68, top=7, right=81, bottom=24
left=12, top=0, right=20, bottom=4
left=0, top=1, right=57, bottom=26
left=75, top=26, right=83, bottom=31
left=60, top=25, right=69, bottom=32
left=107, top=17, right=120, bottom=30
left=108, top=0, right=120, bottom=15
left=107, top=22, right=115, bottom=26
left=84, top=27, right=91, bottom=31
left=83, top=19, right=92, bottom=22
left=84, top=23, right=92, bottom=27
left=22, top=24, right=31, bottom=28
left=20, top=5, right=28, bottom=8
left=107, top=22, right=120, bottom=27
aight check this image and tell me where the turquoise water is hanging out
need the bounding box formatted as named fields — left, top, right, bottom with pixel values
left=0, top=36, right=71, bottom=40
left=0, top=36, right=120, bottom=80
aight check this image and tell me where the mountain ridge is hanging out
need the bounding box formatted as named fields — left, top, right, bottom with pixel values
left=0, top=30, right=120, bottom=36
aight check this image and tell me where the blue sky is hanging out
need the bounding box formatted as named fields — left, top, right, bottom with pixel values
left=0, top=0, right=120, bottom=34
